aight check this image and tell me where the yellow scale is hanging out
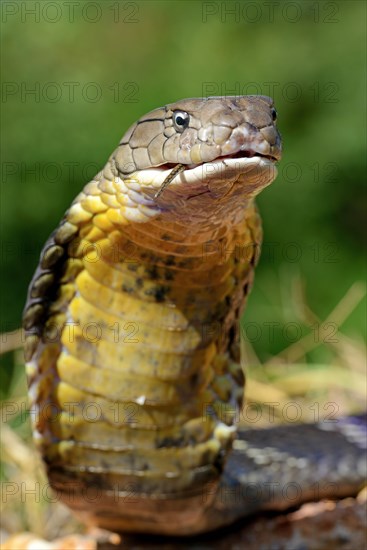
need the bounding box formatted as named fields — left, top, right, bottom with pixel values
left=25, top=175, right=260, bottom=497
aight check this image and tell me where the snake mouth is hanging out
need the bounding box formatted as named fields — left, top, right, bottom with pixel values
left=216, top=150, right=279, bottom=164
left=156, top=151, right=279, bottom=173
left=136, top=155, right=278, bottom=204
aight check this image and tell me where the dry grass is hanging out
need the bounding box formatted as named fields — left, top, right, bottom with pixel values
left=242, top=280, right=366, bottom=426
left=1, top=279, right=366, bottom=542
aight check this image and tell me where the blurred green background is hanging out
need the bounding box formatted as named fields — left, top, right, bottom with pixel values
left=1, top=0, right=366, bottom=538
left=1, top=1, right=366, bottom=397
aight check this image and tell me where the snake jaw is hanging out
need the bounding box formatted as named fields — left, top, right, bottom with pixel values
left=133, top=155, right=278, bottom=213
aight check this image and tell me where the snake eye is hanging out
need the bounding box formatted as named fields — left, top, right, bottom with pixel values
left=172, top=110, right=190, bottom=132
left=271, top=108, right=277, bottom=122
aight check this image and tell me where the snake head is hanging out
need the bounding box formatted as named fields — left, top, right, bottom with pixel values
left=113, top=96, right=282, bottom=209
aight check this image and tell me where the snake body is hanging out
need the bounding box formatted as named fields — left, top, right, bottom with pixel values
left=23, top=96, right=366, bottom=535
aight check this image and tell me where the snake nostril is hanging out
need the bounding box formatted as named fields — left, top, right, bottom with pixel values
left=260, top=126, right=278, bottom=146
left=271, top=108, right=277, bottom=121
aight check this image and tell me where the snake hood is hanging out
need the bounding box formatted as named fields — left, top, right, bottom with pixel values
left=110, top=96, right=282, bottom=211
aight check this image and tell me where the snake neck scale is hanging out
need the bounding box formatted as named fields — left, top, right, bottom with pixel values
left=23, top=96, right=366, bottom=536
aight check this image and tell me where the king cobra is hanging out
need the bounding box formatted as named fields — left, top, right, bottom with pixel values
left=23, top=96, right=366, bottom=536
